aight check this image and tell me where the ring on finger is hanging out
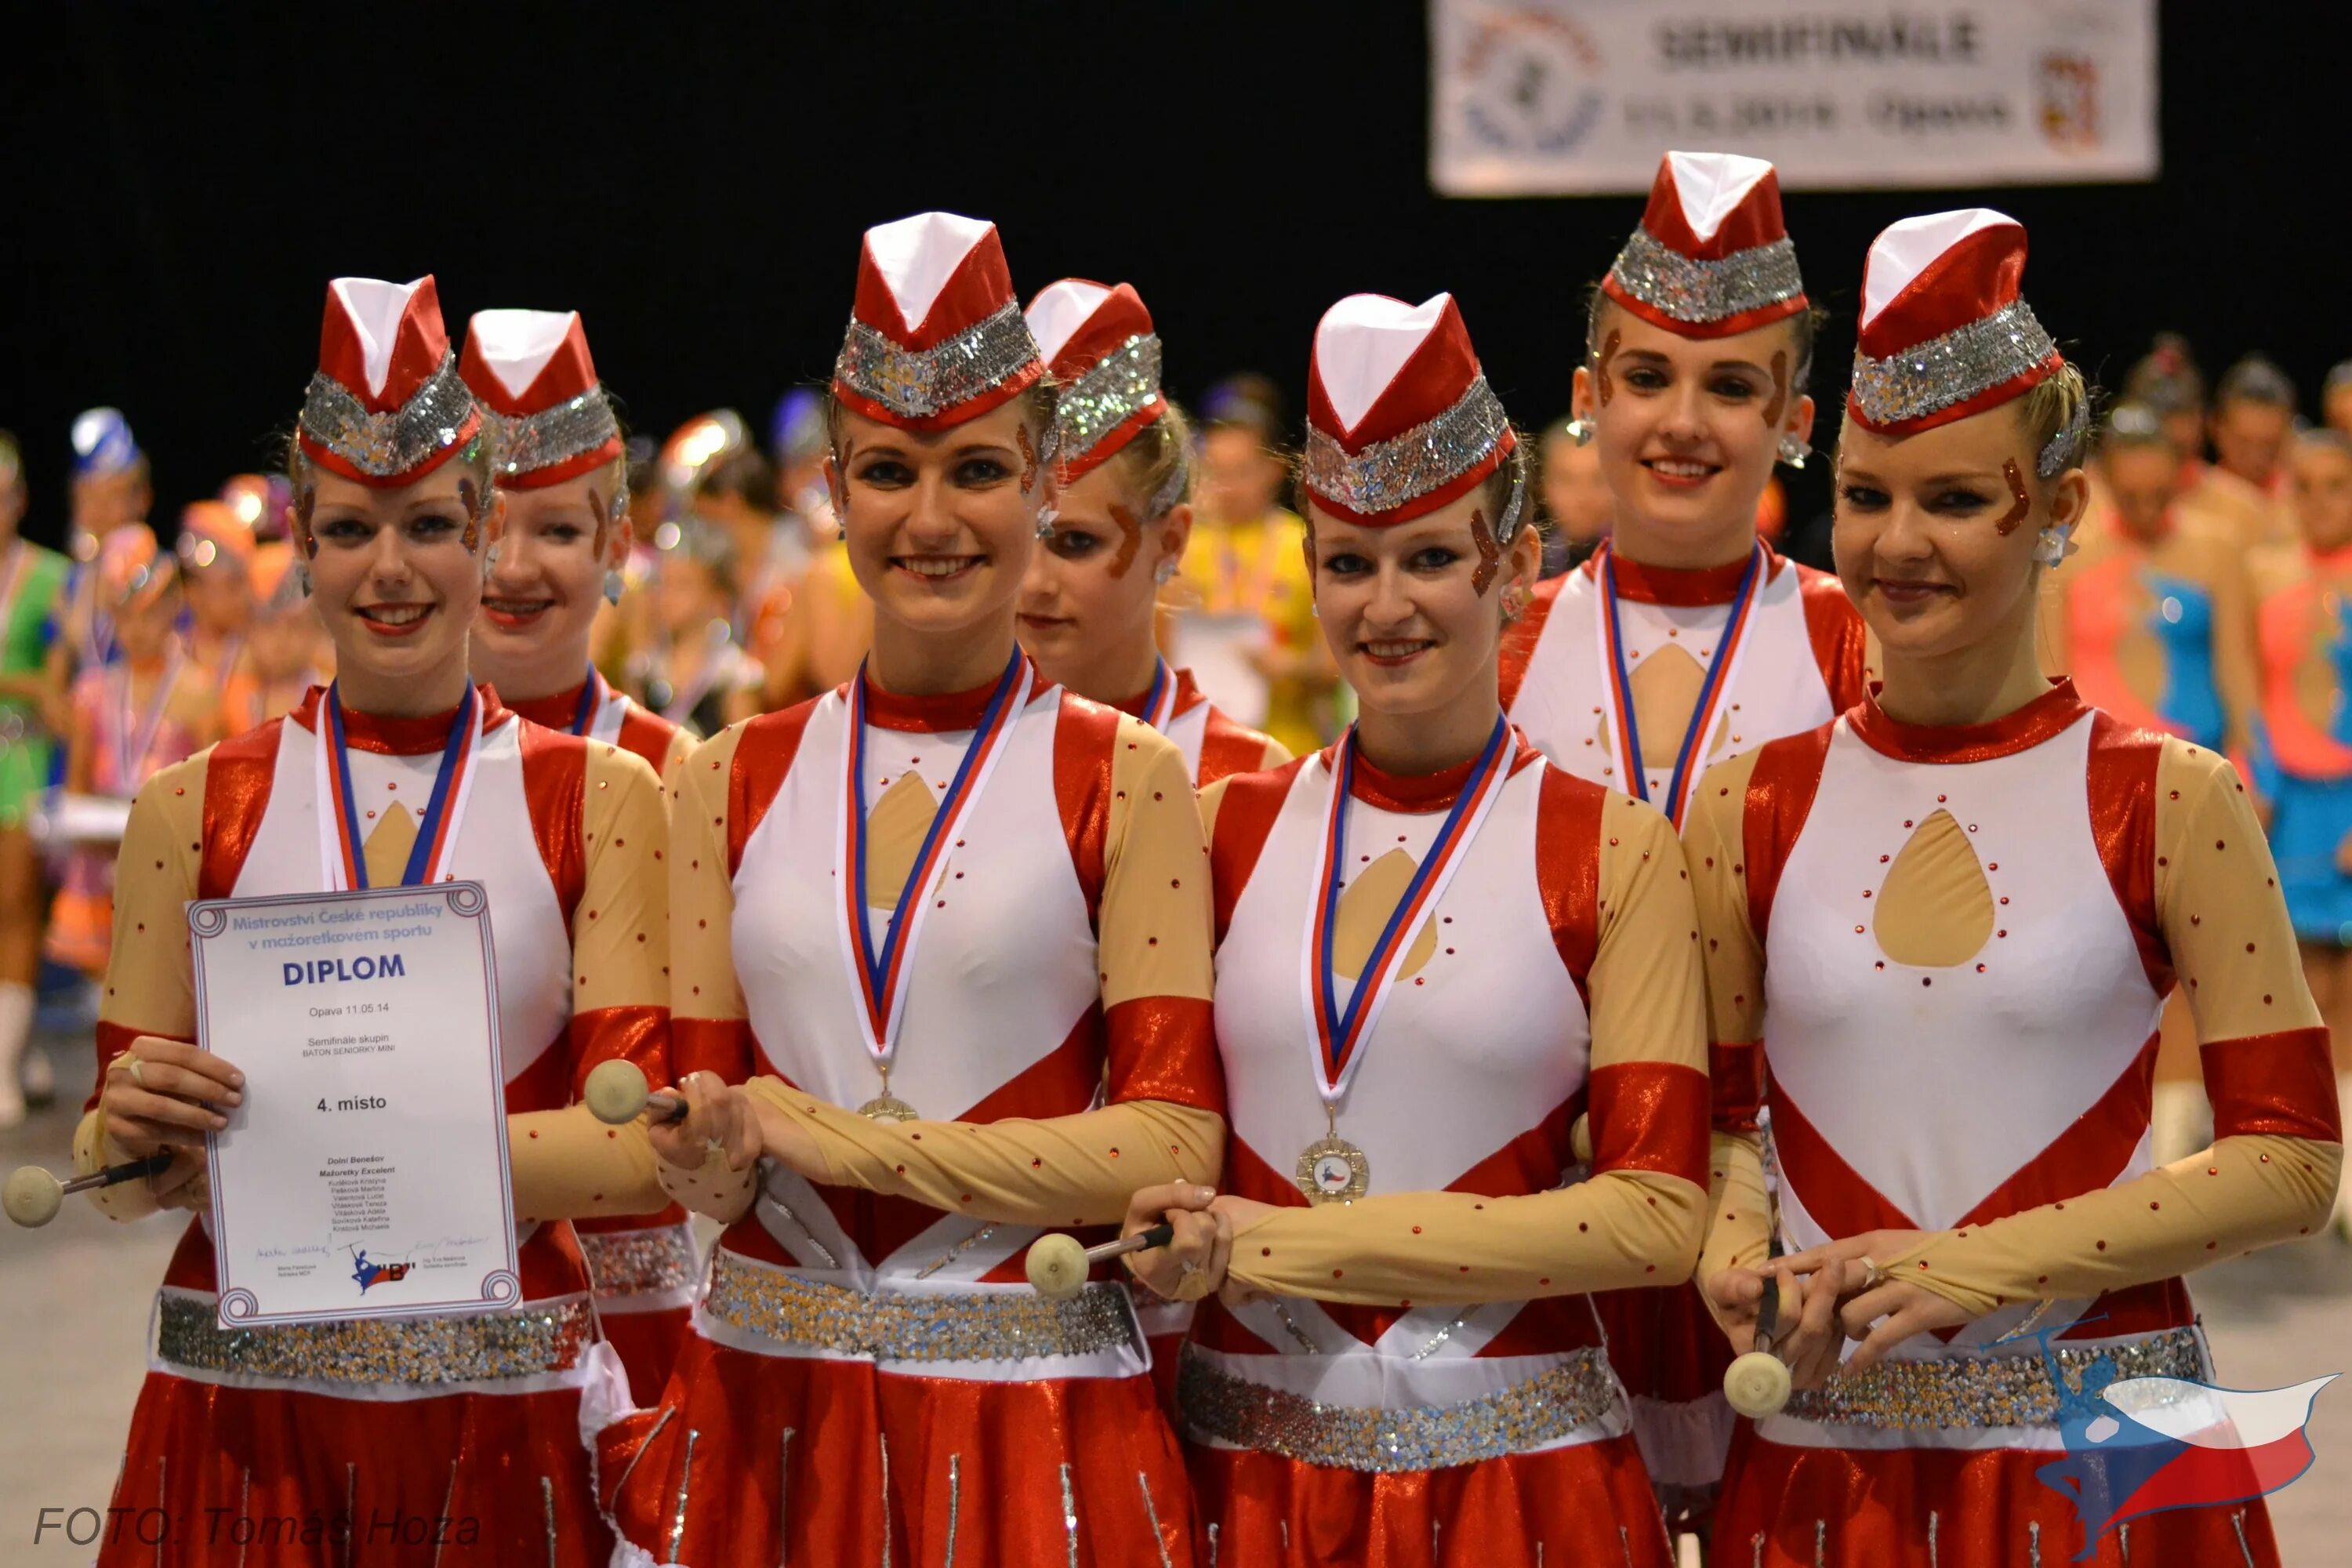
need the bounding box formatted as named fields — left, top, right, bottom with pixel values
left=125, top=1057, right=150, bottom=1089
left=1857, top=1255, right=1885, bottom=1292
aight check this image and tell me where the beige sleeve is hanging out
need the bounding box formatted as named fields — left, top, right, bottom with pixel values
left=1882, top=742, right=2341, bottom=1312
left=509, top=1105, right=667, bottom=1221
left=78, top=753, right=211, bottom=1222
left=1257, top=735, right=1294, bottom=771
left=1220, top=792, right=1709, bottom=1307
left=750, top=717, right=1225, bottom=1226
left=569, top=744, right=670, bottom=1086
left=670, top=723, right=753, bottom=1081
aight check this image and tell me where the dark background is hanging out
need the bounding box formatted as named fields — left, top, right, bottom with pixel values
left=1, top=1, right=2339, bottom=545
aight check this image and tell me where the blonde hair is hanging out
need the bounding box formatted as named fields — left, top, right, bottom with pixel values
left=2017, top=361, right=2096, bottom=476
left=1109, top=398, right=1194, bottom=516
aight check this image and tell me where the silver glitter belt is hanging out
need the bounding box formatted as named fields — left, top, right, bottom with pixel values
left=156, top=1291, right=595, bottom=1387
left=833, top=302, right=1040, bottom=423
left=1304, top=373, right=1510, bottom=517
left=578, top=1222, right=699, bottom=1298
left=481, top=387, right=619, bottom=481
left=1849, top=298, right=2058, bottom=428
left=298, top=351, right=479, bottom=480
left=1055, top=333, right=1163, bottom=467
left=1607, top=227, right=1806, bottom=327
left=1177, top=1345, right=1619, bottom=1473
left=702, top=1251, right=1139, bottom=1363
left=1783, top=1326, right=2205, bottom=1431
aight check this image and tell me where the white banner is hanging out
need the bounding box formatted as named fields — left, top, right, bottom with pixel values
left=1430, top=1, right=2158, bottom=195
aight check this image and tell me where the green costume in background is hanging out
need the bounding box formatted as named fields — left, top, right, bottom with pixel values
left=0, top=541, right=71, bottom=829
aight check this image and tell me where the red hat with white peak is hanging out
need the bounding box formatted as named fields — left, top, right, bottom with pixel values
left=297, top=276, right=481, bottom=486
left=459, top=309, right=624, bottom=488
left=1602, top=151, right=1807, bottom=339
left=1025, top=279, right=1165, bottom=484
left=832, top=212, right=1043, bottom=430
left=1303, top=292, right=1521, bottom=532
left=1846, top=209, right=2062, bottom=437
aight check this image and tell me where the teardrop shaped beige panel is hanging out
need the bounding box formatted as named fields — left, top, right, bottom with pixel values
left=1331, top=848, right=1439, bottom=982
left=1629, top=643, right=1705, bottom=769
left=361, top=800, right=419, bottom=888
left=1873, top=809, right=1994, bottom=967
left=863, top=772, right=941, bottom=909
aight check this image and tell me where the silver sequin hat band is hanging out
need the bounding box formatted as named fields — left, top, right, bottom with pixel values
left=1849, top=298, right=2061, bottom=432
left=1053, top=332, right=1165, bottom=475
left=298, top=351, right=481, bottom=482
left=833, top=301, right=1043, bottom=426
left=480, top=385, right=622, bottom=486
left=1305, top=374, right=1513, bottom=523
left=1606, top=227, right=1806, bottom=332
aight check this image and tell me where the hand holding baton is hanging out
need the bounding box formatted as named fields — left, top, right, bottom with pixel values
left=1025, top=1225, right=1176, bottom=1300
left=5, top=1152, right=176, bottom=1229
left=583, top=1060, right=689, bottom=1127
left=1722, top=1238, right=1795, bottom=1418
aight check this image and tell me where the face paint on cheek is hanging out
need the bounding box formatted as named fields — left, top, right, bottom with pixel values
left=1468, top=506, right=1501, bottom=596
left=458, top=480, right=481, bottom=553
left=1764, top=350, right=1790, bottom=427
left=1016, top=426, right=1038, bottom=495
left=1996, top=459, right=2031, bottom=535
left=1595, top=329, right=1622, bottom=408
left=1106, top=503, right=1144, bottom=579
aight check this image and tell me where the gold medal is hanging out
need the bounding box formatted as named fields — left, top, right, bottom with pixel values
left=1296, top=1109, right=1369, bottom=1204
left=856, top=1093, right=919, bottom=1123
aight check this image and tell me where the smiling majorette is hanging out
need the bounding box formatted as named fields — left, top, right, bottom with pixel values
left=1498, top=148, right=1875, bottom=1517
left=74, top=277, right=673, bottom=1566
left=458, top=307, right=702, bottom=1405
left=597, top=212, right=1221, bottom=1566
left=1017, top=277, right=1288, bottom=789
left=1690, top=212, right=2343, bottom=1566
left=1113, top=291, right=1710, bottom=1566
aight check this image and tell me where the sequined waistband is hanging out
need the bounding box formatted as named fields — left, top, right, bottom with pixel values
left=156, top=1290, right=596, bottom=1388
left=578, top=1222, right=701, bottom=1298
left=702, top=1250, right=1140, bottom=1364
left=1177, top=1345, right=1620, bottom=1474
left=1783, top=1327, right=2206, bottom=1432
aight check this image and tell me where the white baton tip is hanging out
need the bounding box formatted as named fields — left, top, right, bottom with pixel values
left=3, top=1166, right=65, bottom=1229
left=583, top=1060, right=652, bottom=1126
left=1025, top=1232, right=1091, bottom=1301
left=1723, top=1349, right=1793, bottom=1418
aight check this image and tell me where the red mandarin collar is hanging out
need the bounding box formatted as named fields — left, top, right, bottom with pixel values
left=1341, top=729, right=1539, bottom=812
left=1588, top=542, right=1778, bottom=606
left=504, top=678, right=593, bottom=733
left=1112, top=666, right=1208, bottom=721
left=1848, top=677, right=2088, bottom=764
left=859, top=656, right=1037, bottom=734
left=292, top=684, right=510, bottom=754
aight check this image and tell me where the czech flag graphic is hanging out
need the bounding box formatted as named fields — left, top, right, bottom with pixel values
left=2038, top=1370, right=2335, bottom=1556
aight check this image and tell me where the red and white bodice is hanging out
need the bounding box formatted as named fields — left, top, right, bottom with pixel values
left=1504, top=548, right=1865, bottom=805
left=1196, top=747, right=1623, bottom=1448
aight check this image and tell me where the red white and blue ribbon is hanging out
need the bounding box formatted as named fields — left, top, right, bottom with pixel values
left=833, top=650, right=1034, bottom=1073
left=1298, top=714, right=1513, bottom=1107
left=106, top=642, right=187, bottom=797
left=1592, top=540, right=1766, bottom=829
left=1137, top=659, right=1176, bottom=732
left=566, top=667, right=604, bottom=736
left=312, top=683, right=485, bottom=891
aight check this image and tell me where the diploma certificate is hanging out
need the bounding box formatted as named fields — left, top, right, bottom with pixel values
left=192, top=881, right=518, bottom=1327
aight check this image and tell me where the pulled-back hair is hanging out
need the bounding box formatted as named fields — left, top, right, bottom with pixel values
left=822, top=379, right=1062, bottom=462
left=1583, top=284, right=1829, bottom=397
left=1109, top=399, right=1195, bottom=517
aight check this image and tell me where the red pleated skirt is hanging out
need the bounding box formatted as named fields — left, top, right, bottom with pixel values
left=599, top=1327, right=1197, bottom=1566
left=1185, top=1434, right=1672, bottom=1567
left=98, top=1366, right=614, bottom=1566
left=1715, top=1425, right=2281, bottom=1566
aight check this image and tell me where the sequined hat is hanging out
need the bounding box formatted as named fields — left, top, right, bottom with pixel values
left=1602, top=151, right=1807, bottom=339
left=832, top=212, right=1044, bottom=431
left=1847, top=209, right=2061, bottom=437
left=296, top=276, right=481, bottom=487
left=71, top=408, right=143, bottom=479
left=459, top=309, right=624, bottom=489
left=1303, top=292, right=1519, bottom=531
left=1025, top=279, right=1165, bottom=483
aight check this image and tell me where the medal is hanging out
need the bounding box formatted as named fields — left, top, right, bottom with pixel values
left=834, top=650, right=1033, bottom=1121
left=1592, top=540, right=1765, bottom=829
left=1295, top=715, right=1514, bottom=1203
left=313, top=682, right=485, bottom=891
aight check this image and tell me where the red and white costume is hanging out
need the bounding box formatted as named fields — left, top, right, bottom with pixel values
left=1174, top=293, right=1711, bottom=1567
left=1693, top=214, right=2343, bottom=1567
left=463, top=307, right=702, bottom=1403
left=75, top=278, right=672, bottom=1566
left=597, top=213, right=1222, bottom=1568
left=1498, top=152, right=1870, bottom=1503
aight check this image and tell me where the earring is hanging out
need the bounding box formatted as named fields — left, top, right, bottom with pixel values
left=295, top=561, right=313, bottom=597
left=1776, top=435, right=1812, bottom=470
left=1564, top=417, right=1595, bottom=448
left=1501, top=586, right=1529, bottom=624
left=484, top=543, right=501, bottom=569
left=1153, top=557, right=1178, bottom=586
left=2033, top=523, right=2078, bottom=568
left=603, top=568, right=625, bottom=606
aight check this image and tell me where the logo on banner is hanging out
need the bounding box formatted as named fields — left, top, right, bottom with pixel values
left=2038, top=53, right=2103, bottom=148
left=1455, top=9, right=1606, bottom=156
left=347, top=1247, right=414, bottom=1294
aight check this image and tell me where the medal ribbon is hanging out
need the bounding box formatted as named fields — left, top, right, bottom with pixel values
left=1301, top=714, right=1514, bottom=1107
left=314, top=682, right=484, bottom=891
left=833, top=650, right=1033, bottom=1074
left=568, top=667, right=606, bottom=738
left=1594, top=540, right=1766, bottom=829
left=0, top=541, right=29, bottom=647
left=1138, top=659, right=1175, bottom=732
left=110, top=642, right=188, bottom=795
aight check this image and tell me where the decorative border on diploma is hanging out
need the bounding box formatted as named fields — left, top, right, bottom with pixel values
left=192, top=880, right=518, bottom=1328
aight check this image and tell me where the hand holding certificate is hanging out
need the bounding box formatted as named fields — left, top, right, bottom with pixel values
left=188, top=881, right=518, bottom=1327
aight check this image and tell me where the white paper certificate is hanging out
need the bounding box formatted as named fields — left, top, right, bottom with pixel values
left=191, top=881, right=517, bottom=1328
